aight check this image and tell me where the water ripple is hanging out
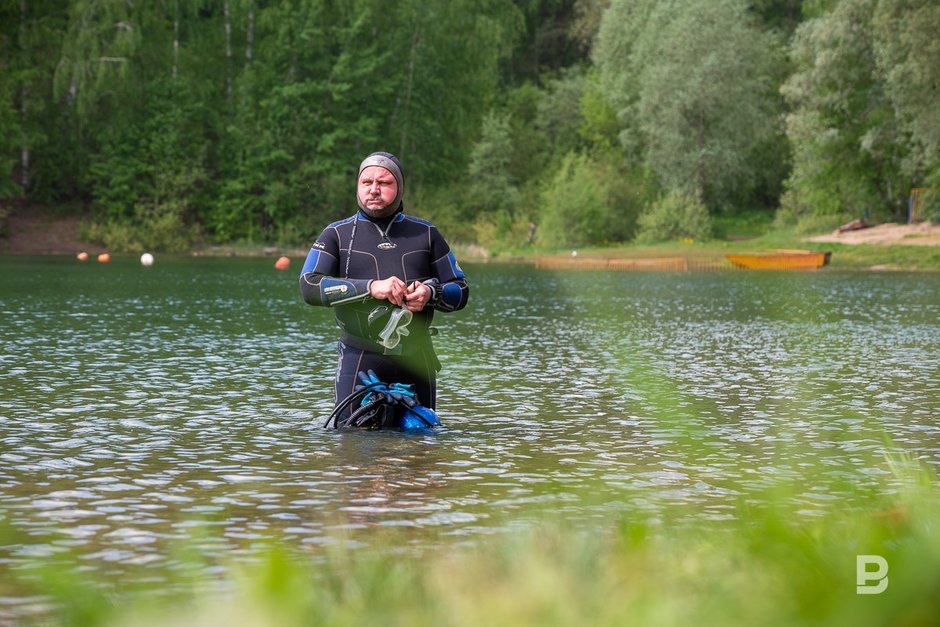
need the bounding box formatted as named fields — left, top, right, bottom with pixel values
left=0, top=259, right=939, bottom=594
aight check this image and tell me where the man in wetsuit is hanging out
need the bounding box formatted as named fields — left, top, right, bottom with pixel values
left=299, top=151, right=469, bottom=425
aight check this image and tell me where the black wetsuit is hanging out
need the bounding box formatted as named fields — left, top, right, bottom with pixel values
left=299, top=208, right=469, bottom=420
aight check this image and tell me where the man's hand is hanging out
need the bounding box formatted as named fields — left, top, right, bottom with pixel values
left=404, top=281, right=431, bottom=312
left=370, top=277, right=407, bottom=306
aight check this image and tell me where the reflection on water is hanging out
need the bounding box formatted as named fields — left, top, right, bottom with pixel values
left=1, top=256, right=939, bottom=596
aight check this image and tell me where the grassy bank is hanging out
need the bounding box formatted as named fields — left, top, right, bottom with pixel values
left=486, top=229, right=940, bottom=272
left=143, top=235, right=940, bottom=272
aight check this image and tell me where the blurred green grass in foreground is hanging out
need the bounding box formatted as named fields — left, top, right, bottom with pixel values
left=3, top=450, right=938, bottom=627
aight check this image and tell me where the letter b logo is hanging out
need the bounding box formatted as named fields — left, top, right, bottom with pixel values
left=856, top=555, right=888, bottom=594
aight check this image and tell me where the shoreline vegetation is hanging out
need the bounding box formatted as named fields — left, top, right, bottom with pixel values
left=3, top=203, right=940, bottom=272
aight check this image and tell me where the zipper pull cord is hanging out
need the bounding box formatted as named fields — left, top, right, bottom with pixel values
left=344, top=214, right=358, bottom=279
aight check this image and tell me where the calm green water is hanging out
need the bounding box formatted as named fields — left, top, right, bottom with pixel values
left=1, top=256, right=939, bottom=606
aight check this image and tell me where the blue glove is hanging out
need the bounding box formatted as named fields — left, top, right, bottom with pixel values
left=357, top=369, right=385, bottom=390
left=387, top=382, right=416, bottom=401
left=391, top=390, right=441, bottom=429
left=405, top=404, right=441, bottom=428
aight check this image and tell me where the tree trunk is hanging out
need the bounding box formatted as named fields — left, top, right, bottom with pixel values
left=245, top=0, right=254, bottom=63
left=20, top=88, right=30, bottom=192
left=224, top=0, right=232, bottom=97
left=397, top=19, right=422, bottom=159
left=172, top=0, right=179, bottom=79
left=18, top=0, right=29, bottom=191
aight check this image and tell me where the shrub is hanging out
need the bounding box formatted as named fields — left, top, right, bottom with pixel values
left=919, top=189, right=940, bottom=224
left=635, top=190, right=712, bottom=243
left=539, top=153, right=623, bottom=246
left=409, top=185, right=477, bottom=246
left=471, top=210, right=536, bottom=253
left=81, top=203, right=198, bottom=254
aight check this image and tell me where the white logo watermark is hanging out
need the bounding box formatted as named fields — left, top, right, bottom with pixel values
left=856, top=555, right=888, bottom=594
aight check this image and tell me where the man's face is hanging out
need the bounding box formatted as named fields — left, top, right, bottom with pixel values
left=357, top=166, right=399, bottom=216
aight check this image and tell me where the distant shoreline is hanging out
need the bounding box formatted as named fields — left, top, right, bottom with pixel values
left=3, top=201, right=940, bottom=271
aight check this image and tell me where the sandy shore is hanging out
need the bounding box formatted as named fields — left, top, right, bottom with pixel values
left=805, top=222, right=940, bottom=247
left=0, top=204, right=101, bottom=255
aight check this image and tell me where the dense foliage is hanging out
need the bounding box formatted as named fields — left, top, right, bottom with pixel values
left=1, top=0, right=938, bottom=250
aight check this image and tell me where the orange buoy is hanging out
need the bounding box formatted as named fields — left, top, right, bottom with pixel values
left=77, top=251, right=89, bottom=262
left=275, top=256, right=291, bottom=270
left=98, top=253, right=111, bottom=263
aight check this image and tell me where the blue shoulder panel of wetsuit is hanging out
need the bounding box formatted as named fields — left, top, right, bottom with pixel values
left=447, top=251, right=465, bottom=279
left=301, top=249, right=321, bottom=276
left=300, top=247, right=328, bottom=306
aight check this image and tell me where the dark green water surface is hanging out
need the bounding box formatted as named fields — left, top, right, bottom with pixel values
left=1, top=255, right=939, bottom=601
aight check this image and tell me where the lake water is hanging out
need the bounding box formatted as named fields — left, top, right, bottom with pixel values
left=1, top=256, right=939, bottom=608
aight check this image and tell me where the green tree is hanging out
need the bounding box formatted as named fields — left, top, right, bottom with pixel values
left=635, top=190, right=712, bottom=243
left=0, top=2, right=21, bottom=197
left=387, top=0, right=523, bottom=187
left=507, top=0, right=584, bottom=80
left=539, top=152, right=606, bottom=247
left=873, top=0, right=940, bottom=187
left=536, top=66, right=588, bottom=157
left=504, top=82, right=552, bottom=187
left=0, top=82, right=16, bottom=198
left=468, top=111, right=520, bottom=217
left=593, top=0, right=658, bottom=161
left=577, top=69, right=620, bottom=152
left=595, top=0, right=786, bottom=210
left=780, top=0, right=909, bottom=226
left=538, top=150, right=640, bottom=247
left=53, top=0, right=141, bottom=121
left=207, top=0, right=523, bottom=243
left=5, top=0, right=815, bottom=248
left=75, top=1, right=229, bottom=242
left=569, top=0, right=610, bottom=54
left=749, top=0, right=803, bottom=33
left=0, top=0, right=70, bottom=198
left=210, top=0, right=399, bottom=242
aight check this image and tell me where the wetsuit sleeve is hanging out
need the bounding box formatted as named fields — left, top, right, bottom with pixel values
left=423, top=227, right=469, bottom=313
left=299, top=226, right=373, bottom=307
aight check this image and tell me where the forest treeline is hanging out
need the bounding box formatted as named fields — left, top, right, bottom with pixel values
left=1, top=0, right=938, bottom=252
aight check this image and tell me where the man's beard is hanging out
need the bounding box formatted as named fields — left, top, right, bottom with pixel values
left=360, top=202, right=399, bottom=219
left=356, top=198, right=401, bottom=220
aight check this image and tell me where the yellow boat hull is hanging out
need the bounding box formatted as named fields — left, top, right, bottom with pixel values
left=726, top=251, right=831, bottom=270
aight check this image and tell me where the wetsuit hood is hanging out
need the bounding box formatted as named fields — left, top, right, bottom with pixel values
left=356, top=151, right=404, bottom=219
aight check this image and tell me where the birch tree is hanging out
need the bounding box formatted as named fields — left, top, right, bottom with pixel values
left=54, top=0, right=140, bottom=120
left=0, top=0, right=68, bottom=196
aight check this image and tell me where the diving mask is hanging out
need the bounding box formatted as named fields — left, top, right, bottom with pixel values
left=368, top=305, right=413, bottom=350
